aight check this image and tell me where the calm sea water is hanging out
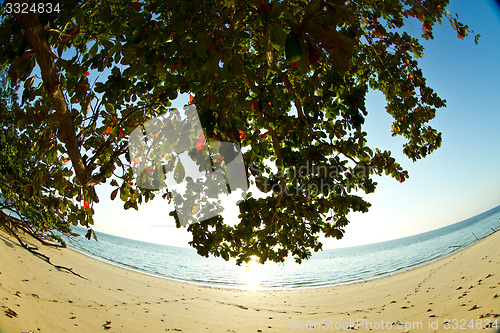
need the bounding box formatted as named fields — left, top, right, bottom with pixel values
left=65, top=205, right=500, bottom=289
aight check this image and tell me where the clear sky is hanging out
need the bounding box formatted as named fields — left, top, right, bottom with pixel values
left=90, top=0, right=500, bottom=249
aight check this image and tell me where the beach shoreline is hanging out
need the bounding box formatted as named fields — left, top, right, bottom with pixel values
left=64, top=236, right=485, bottom=292
left=1, top=228, right=499, bottom=332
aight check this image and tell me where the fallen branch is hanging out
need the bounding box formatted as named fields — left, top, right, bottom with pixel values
left=0, top=214, right=87, bottom=280
left=0, top=210, right=64, bottom=248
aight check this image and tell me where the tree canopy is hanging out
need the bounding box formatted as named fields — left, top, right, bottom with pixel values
left=0, top=0, right=477, bottom=264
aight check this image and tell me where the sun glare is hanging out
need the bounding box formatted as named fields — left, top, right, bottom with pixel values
left=240, top=256, right=263, bottom=290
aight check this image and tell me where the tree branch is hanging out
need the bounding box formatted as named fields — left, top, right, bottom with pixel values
left=362, top=31, right=397, bottom=83
left=12, top=5, right=95, bottom=187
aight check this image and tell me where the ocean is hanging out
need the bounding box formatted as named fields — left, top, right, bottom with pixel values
left=65, top=205, right=500, bottom=289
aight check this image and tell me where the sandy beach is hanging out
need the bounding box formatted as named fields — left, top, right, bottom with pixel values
left=0, top=228, right=498, bottom=333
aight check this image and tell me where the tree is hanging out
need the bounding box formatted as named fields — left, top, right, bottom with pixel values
left=0, top=72, right=78, bottom=246
left=0, top=0, right=478, bottom=264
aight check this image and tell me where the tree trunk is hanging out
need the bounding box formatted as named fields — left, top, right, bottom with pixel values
left=13, top=7, right=95, bottom=187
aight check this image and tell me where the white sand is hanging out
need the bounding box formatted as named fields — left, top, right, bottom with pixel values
left=1, top=228, right=498, bottom=332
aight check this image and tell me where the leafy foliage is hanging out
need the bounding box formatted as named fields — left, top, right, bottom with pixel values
left=0, top=0, right=477, bottom=264
left=0, top=73, right=78, bottom=245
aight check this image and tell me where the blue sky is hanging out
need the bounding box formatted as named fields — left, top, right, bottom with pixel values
left=91, top=0, right=500, bottom=249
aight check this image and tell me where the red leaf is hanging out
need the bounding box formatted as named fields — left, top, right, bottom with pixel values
left=398, top=174, right=404, bottom=183
left=249, top=100, right=255, bottom=111
left=308, top=45, right=320, bottom=64
left=290, top=62, right=297, bottom=68
left=131, top=2, right=142, bottom=12
left=132, top=157, right=140, bottom=164
left=238, top=129, right=247, bottom=140
left=170, top=62, right=179, bottom=71
left=119, top=128, right=125, bottom=138
left=259, top=131, right=269, bottom=138
left=144, top=166, right=154, bottom=173
left=77, top=83, right=88, bottom=92
left=196, top=132, right=206, bottom=151
left=106, top=126, right=113, bottom=135
left=83, top=200, right=90, bottom=209
left=83, top=71, right=90, bottom=76
left=422, top=23, right=430, bottom=31
left=374, top=28, right=382, bottom=38
left=189, top=95, right=195, bottom=105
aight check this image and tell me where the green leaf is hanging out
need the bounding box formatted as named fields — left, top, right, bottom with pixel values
left=199, top=109, right=216, bottom=136
left=269, top=3, right=282, bottom=19
left=173, top=160, right=185, bottom=184
left=105, top=103, right=116, bottom=114
left=270, top=23, right=287, bottom=51
left=88, top=42, right=98, bottom=59
left=75, top=7, right=85, bottom=26
left=285, top=32, right=302, bottom=62
left=296, top=38, right=310, bottom=74
left=163, top=155, right=177, bottom=173
left=69, top=214, right=77, bottom=226
left=120, top=185, right=129, bottom=201
left=60, top=74, right=66, bottom=87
